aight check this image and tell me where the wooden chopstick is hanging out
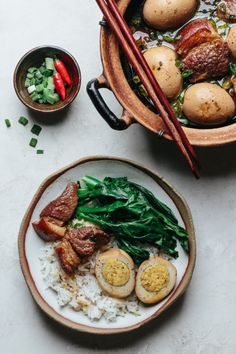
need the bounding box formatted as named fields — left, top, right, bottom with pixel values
left=106, top=0, right=199, bottom=167
left=96, top=0, right=200, bottom=178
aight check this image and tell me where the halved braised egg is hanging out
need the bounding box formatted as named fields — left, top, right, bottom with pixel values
left=135, top=256, right=177, bottom=304
left=95, top=249, right=135, bottom=298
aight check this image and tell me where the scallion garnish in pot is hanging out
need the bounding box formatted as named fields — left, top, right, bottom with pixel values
left=230, top=62, right=236, bottom=75
left=182, top=69, right=194, bottom=79
left=36, top=149, right=44, bottom=154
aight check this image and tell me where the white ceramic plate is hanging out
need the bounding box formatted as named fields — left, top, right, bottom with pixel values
left=18, top=156, right=196, bottom=334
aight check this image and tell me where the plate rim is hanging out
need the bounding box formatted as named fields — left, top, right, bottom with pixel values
left=18, top=155, right=196, bottom=335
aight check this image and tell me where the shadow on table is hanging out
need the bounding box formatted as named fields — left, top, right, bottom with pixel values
left=28, top=106, right=72, bottom=126
left=141, top=129, right=236, bottom=178
left=38, top=294, right=186, bottom=350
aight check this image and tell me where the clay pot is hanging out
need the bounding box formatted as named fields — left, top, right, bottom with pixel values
left=87, top=0, right=236, bottom=147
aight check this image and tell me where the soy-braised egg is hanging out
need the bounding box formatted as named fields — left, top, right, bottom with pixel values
left=144, top=46, right=183, bottom=99
left=227, top=26, right=236, bottom=58
left=135, top=256, right=177, bottom=304
left=95, top=249, right=135, bottom=298
left=143, top=0, right=197, bottom=30
left=182, top=83, right=235, bottom=126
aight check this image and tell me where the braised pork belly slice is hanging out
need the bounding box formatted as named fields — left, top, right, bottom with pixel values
left=65, top=227, right=110, bottom=257
left=54, top=239, right=80, bottom=275
left=175, top=18, right=219, bottom=56
left=182, top=40, right=230, bottom=82
left=32, top=217, right=66, bottom=242
left=40, top=182, right=78, bottom=223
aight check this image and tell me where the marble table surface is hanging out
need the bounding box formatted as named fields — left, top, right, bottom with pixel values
left=1, top=1, right=236, bottom=353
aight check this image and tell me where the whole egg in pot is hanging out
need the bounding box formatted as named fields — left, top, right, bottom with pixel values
left=143, top=0, right=197, bottom=30
left=227, top=26, right=236, bottom=58
left=144, top=46, right=183, bottom=99
left=182, top=83, right=235, bottom=126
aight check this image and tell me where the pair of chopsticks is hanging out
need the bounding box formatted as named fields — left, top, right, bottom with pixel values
left=95, top=0, right=200, bottom=178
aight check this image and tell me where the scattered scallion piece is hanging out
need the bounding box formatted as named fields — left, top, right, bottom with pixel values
left=29, top=138, right=38, bottom=148
left=5, top=119, right=11, bottom=128
left=31, top=124, right=42, bottom=136
left=36, top=149, right=44, bottom=154
left=18, top=116, right=28, bottom=126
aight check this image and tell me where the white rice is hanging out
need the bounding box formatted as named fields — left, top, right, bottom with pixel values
left=39, top=242, right=141, bottom=322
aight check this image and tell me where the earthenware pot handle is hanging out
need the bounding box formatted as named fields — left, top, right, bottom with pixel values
left=87, top=75, right=134, bottom=130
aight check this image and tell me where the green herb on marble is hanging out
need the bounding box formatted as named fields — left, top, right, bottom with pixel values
left=31, top=124, right=42, bottom=136
left=18, top=116, right=29, bottom=126
left=29, top=138, right=38, bottom=148
left=5, top=119, right=11, bottom=128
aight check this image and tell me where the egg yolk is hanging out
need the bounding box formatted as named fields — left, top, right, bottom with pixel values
left=102, top=259, right=130, bottom=286
left=141, top=264, right=169, bottom=292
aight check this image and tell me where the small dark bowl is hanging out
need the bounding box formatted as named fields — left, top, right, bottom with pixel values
left=14, top=45, right=81, bottom=113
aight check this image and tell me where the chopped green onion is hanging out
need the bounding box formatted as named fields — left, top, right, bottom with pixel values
left=45, top=57, right=54, bottom=70
left=35, top=78, right=42, bottom=85
left=47, top=76, right=55, bottom=90
left=46, top=92, right=58, bottom=104
left=28, top=67, right=37, bottom=74
left=30, top=78, right=36, bottom=85
left=44, top=69, right=53, bottom=77
left=35, top=70, right=43, bottom=79
left=25, top=57, right=63, bottom=105
left=39, top=66, right=46, bottom=74
left=29, top=138, right=38, bottom=148
left=31, top=124, right=42, bottom=136
left=35, top=84, right=44, bottom=93
left=36, top=149, right=44, bottom=154
left=5, top=119, right=11, bottom=128
left=30, top=92, right=41, bottom=102
left=27, top=85, right=36, bottom=94
left=25, top=78, right=31, bottom=88
left=18, top=116, right=28, bottom=126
